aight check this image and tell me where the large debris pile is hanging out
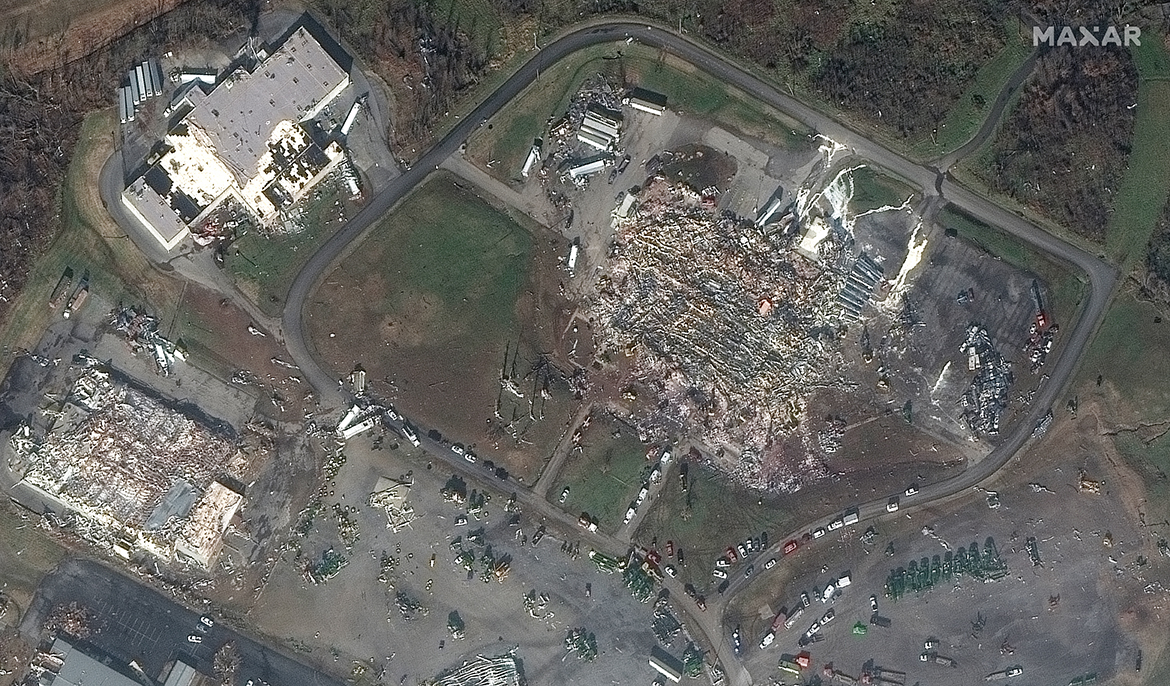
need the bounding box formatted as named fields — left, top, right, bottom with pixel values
left=432, top=652, right=523, bottom=686
left=587, top=179, right=846, bottom=481
left=13, top=368, right=241, bottom=563
left=958, top=325, right=1013, bottom=436
left=112, top=305, right=185, bottom=376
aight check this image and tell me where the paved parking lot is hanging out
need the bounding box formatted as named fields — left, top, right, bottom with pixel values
left=19, top=559, right=344, bottom=686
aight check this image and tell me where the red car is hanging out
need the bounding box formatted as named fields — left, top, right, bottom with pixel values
left=726, top=547, right=739, bottom=563
left=665, top=540, right=675, bottom=557
left=783, top=540, right=799, bottom=555
left=647, top=549, right=662, bottom=565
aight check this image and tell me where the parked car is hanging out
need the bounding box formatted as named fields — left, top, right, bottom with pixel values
left=886, top=496, right=900, bottom=512
left=664, top=564, right=677, bottom=578
left=744, top=565, right=754, bottom=579
left=187, top=635, right=202, bottom=644
left=199, top=616, right=214, bottom=627
left=905, top=484, right=919, bottom=497
left=869, top=594, right=879, bottom=612
left=713, top=569, right=728, bottom=579
left=812, top=527, right=826, bottom=539
left=764, top=557, right=777, bottom=570
left=783, top=540, right=799, bottom=555
left=559, top=487, right=570, bottom=504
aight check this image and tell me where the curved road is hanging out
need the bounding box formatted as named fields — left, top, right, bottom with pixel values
left=268, top=20, right=1116, bottom=686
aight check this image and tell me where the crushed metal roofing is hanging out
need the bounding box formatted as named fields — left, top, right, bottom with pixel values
left=48, top=638, right=141, bottom=686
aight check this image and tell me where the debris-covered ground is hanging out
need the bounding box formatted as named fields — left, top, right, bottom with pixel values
left=585, top=176, right=846, bottom=489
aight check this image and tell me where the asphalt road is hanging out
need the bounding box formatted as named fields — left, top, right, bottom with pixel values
left=19, top=558, right=345, bottom=686
left=90, top=19, right=1119, bottom=686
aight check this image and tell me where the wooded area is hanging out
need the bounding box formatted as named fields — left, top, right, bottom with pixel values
left=975, top=48, right=1138, bottom=242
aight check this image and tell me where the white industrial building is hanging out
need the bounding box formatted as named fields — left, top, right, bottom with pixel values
left=122, top=19, right=352, bottom=250
left=624, top=87, right=667, bottom=115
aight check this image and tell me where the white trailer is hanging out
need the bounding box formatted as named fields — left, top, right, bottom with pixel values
left=341, top=98, right=362, bottom=135
left=129, top=72, right=142, bottom=106
left=520, top=140, right=541, bottom=178
left=135, top=65, right=147, bottom=102
left=567, top=240, right=580, bottom=275
left=568, top=159, right=606, bottom=179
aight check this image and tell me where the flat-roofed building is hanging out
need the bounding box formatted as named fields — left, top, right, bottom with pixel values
left=42, top=638, right=142, bottom=686
left=624, top=87, right=668, bottom=115
left=649, top=645, right=683, bottom=683
left=123, top=17, right=351, bottom=250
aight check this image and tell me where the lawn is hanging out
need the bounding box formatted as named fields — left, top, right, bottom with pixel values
left=850, top=166, right=916, bottom=213
left=1079, top=292, right=1170, bottom=425
left=224, top=180, right=348, bottom=317
left=307, top=173, right=559, bottom=479
left=551, top=417, right=651, bottom=535
left=1104, top=38, right=1170, bottom=270
left=0, top=500, right=66, bottom=620
left=468, top=42, right=813, bottom=182
left=635, top=461, right=793, bottom=591
left=908, top=18, right=1032, bottom=159
left=623, top=48, right=812, bottom=150
left=939, top=205, right=1087, bottom=327
left=0, top=108, right=182, bottom=379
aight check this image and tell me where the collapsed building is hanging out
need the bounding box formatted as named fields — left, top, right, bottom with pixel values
left=10, top=368, right=244, bottom=567
left=586, top=178, right=849, bottom=486
left=431, top=652, right=523, bottom=686
left=121, top=18, right=353, bottom=250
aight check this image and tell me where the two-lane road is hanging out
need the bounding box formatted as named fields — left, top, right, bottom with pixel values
left=201, top=20, right=1114, bottom=686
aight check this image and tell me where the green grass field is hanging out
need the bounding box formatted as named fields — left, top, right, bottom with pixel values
left=850, top=166, right=916, bottom=212
left=0, top=500, right=66, bottom=621
left=551, top=421, right=650, bottom=535
left=635, top=462, right=793, bottom=591
left=939, top=205, right=1087, bottom=327
left=1079, top=293, right=1170, bottom=425
left=0, top=109, right=182, bottom=378
left=225, top=181, right=348, bottom=317
left=305, top=174, right=541, bottom=468
left=469, top=42, right=813, bottom=182
left=1104, top=38, right=1170, bottom=270
left=624, top=49, right=812, bottom=150
left=908, top=19, right=1032, bottom=159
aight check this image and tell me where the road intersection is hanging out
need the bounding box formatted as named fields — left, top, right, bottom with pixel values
left=97, top=20, right=1118, bottom=686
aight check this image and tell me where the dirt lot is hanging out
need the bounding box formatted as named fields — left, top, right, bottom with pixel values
left=724, top=400, right=1163, bottom=686
left=306, top=173, right=582, bottom=483
left=247, top=432, right=688, bottom=685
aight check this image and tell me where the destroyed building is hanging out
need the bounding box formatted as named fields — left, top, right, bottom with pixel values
left=586, top=178, right=848, bottom=486
left=11, top=368, right=244, bottom=567
left=121, top=18, right=352, bottom=250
